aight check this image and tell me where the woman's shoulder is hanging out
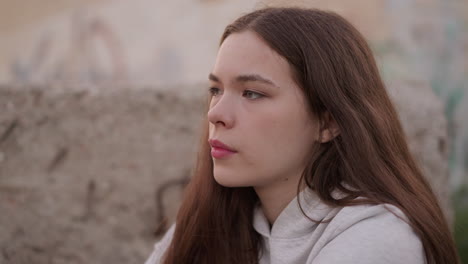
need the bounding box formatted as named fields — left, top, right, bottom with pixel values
left=333, top=202, right=411, bottom=227
left=143, top=224, right=176, bottom=264
left=312, top=202, right=425, bottom=263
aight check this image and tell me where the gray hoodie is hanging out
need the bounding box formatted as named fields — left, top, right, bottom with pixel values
left=144, top=189, right=425, bottom=264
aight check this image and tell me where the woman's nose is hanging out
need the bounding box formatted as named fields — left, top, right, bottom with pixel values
left=207, top=95, right=235, bottom=129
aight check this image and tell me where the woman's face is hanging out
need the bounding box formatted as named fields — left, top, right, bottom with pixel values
left=208, top=30, right=319, bottom=189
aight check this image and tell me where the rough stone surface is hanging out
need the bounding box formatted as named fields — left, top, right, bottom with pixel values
left=0, top=83, right=451, bottom=263
left=0, top=85, right=206, bottom=264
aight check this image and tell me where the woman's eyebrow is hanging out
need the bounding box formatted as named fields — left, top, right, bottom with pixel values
left=208, top=73, right=279, bottom=89
left=208, top=73, right=221, bottom=82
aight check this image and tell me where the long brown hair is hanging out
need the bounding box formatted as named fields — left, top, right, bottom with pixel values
left=163, top=7, right=459, bottom=264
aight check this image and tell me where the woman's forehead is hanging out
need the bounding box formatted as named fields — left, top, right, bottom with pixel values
left=212, top=31, right=294, bottom=88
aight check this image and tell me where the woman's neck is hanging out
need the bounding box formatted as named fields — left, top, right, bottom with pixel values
left=254, top=175, right=305, bottom=226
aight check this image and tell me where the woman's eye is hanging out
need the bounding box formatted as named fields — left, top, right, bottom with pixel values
left=243, top=90, right=264, bottom=100
left=208, top=87, right=221, bottom=96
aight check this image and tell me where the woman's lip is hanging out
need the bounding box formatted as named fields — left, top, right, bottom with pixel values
left=208, top=139, right=237, bottom=152
left=211, top=147, right=236, bottom=159
left=208, top=139, right=237, bottom=158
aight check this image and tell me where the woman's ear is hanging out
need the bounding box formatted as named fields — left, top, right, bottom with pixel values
left=319, top=112, right=340, bottom=143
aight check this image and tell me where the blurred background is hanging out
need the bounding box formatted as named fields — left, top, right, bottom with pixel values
left=0, top=0, right=466, bottom=263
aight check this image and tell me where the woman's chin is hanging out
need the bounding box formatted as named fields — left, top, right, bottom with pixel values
left=214, top=174, right=250, bottom=188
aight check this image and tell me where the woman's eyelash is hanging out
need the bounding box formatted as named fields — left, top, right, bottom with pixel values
left=243, top=90, right=264, bottom=99
left=208, top=87, right=220, bottom=96
left=208, top=87, right=264, bottom=99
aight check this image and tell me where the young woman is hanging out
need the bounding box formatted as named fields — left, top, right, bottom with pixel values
left=144, top=7, right=459, bottom=264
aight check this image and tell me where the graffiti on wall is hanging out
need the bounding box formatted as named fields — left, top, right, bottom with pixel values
left=382, top=0, right=467, bottom=189
left=9, top=11, right=129, bottom=85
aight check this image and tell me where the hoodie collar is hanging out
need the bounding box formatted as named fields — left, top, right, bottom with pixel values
left=253, top=188, right=335, bottom=239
